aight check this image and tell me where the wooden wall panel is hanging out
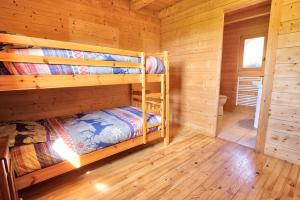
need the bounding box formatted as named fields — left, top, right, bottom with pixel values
left=160, top=0, right=270, bottom=136
left=265, top=0, right=300, bottom=164
left=0, top=0, right=160, bottom=121
left=221, top=14, right=270, bottom=112
left=0, top=0, right=160, bottom=51
left=160, top=0, right=299, bottom=164
left=161, top=8, right=224, bottom=135
left=0, top=86, right=130, bottom=121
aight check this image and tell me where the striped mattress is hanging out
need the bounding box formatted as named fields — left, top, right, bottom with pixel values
left=0, top=48, right=165, bottom=75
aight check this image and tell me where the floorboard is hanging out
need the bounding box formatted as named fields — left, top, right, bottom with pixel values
left=20, top=126, right=300, bottom=200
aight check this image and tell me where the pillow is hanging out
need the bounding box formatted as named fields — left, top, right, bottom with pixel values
left=146, top=56, right=157, bottom=74
left=0, top=120, right=56, bottom=147
left=146, top=56, right=165, bottom=74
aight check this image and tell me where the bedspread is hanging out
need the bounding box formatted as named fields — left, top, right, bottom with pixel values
left=10, top=106, right=161, bottom=176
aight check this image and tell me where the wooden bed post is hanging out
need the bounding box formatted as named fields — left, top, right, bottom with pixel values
left=141, top=52, right=147, bottom=144
left=163, top=51, right=170, bottom=145
left=161, top=72, right=166, bottom=138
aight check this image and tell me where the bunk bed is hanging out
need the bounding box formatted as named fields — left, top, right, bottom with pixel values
left=0, top=33, right=170, bottom=191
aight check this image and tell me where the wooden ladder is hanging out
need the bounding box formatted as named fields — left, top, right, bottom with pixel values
left=140, top=53, right=166, bottom=144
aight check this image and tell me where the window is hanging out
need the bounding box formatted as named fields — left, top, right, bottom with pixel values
left=241, top=36, right=265, bottom=69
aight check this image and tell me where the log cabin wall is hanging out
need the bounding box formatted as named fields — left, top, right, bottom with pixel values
left=264, top=0, right=300, bottom=165
left=160, top=0, right=300, bottom=164
left=0, top=0, right=160, bottom=121
left=159, top=0, right=270, bottom=136
left=221, top=13, right=270, bottom=112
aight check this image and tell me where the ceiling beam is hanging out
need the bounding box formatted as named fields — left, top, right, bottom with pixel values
left=130, top=0, right=156, bottom=10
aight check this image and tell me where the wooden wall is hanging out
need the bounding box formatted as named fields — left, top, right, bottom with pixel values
left=160, top=0, right=270, bottom=136
left=221, top=14, right=269, bottom=112
left=160, top=0, right=300, bottom=164
left=264, top=0, right=300, bottom=165
left=0, top=0, right=160, bottom=121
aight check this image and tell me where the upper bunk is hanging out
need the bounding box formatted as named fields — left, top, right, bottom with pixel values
left=0, top=33, right=169, bottom=91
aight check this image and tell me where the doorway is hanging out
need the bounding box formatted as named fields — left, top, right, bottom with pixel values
left=217, top=1, right=271, bottom=149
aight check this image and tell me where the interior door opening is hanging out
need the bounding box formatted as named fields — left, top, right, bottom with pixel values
left=217, top=1, right=271, bottom=149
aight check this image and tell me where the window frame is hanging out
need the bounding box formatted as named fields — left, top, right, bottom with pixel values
left=238, top=33, right=267, bottom=76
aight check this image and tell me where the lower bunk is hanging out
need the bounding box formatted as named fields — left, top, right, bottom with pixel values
left=0, top=106, right=165, bottom=190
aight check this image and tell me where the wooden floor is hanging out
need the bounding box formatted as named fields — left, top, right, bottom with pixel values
left=20, top=126, right=300, bottom=200
left=217, top=111, right=257, bottom=149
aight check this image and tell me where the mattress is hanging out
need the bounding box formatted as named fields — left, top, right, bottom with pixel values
left=9, top=106, right=161, bottom=176
left=0, top=48, right=165, bottom=75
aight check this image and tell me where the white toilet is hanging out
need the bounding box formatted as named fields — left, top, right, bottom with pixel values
left=218, top=95, right=228, bottom=116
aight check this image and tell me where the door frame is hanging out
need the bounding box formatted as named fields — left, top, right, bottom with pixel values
left=217, top=0, right=282, bottom=153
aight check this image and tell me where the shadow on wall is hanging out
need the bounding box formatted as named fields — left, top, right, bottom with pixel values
left=169, top=61, right=183, bottom=129
left=0, top=85, right=131, bottom=122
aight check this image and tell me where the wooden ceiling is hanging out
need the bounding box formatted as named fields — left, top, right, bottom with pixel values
left=130, top=0, right=181, bottom=12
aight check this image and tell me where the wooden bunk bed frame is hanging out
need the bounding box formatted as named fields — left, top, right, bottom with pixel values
left=0, top=33, right=170, bottom=190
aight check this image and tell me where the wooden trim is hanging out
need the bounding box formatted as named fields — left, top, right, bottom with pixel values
left=213, top=10, right=225, bottom=137
left=225, top=12, right=270, bottom=26
left=223, top=0, right=271, bottom=14
left=163, top=51, right=170, bottom=145
left=256, top=0, right=282, bottom=153
left=224, top=2, right=271, bottom=26
left=141, top=52, right=147, bottom=144
left=0, top=52, right=141, bottom=68
left=0, top=34, right=141, bottom=57
left=0, top=74, right=162, bottom=91
left=161, top=74, right=166, bottom=137
left=15, top=131, right=162, bottom=190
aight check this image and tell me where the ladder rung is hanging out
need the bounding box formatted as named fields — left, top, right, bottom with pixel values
left=147, top=108, right=161, bottom=113
left=146, top=93, right=162, bottom=99
left=132, top=98, right=159, bottom=104
left=132, top=96, right=162, bottom=104
left=133, top=92, right=162, bottom=99
left=132, top=94, right=141, bottom=99
left=132, top=90, right=151, bottom=95
left=147, top=123, right=161, bottom=129
left=146, top=101, right=161, bottom=106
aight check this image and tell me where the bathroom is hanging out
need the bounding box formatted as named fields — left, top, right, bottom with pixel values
left=217, top=2, right=270, bottom=149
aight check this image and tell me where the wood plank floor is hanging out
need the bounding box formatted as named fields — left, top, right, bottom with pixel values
left=20, top=126, right=300, bottom=200
left=218, top=111, right=257, bottom=149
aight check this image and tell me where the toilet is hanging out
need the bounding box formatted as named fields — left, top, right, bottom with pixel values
left=218, top=95, right=228, bottom=116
